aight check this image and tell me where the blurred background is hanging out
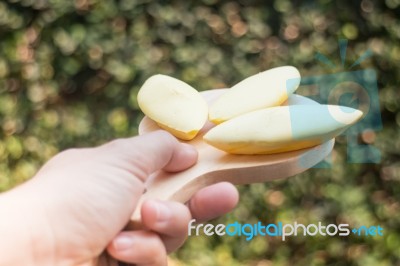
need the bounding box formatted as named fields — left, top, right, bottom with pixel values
left=0, top=0, right=399, bottom=265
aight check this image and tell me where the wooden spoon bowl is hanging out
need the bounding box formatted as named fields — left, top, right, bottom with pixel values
left=128, top=89, right=334, bottom=228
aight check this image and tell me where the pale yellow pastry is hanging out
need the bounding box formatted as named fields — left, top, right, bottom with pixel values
left=204, top=105, right=363, bottom=154
left=138, top=74, right=208, bottom=140
left=209, top=66, right=301, bottom=124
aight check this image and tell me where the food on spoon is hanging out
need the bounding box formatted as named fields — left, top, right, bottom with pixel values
left=204, top=105, right=363, bottom=154
left=137, top=74, right=208, bottom=140
left=209, top=66, right=301, bottom=124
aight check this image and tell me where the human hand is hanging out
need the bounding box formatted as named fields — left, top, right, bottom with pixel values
left=0, top=130, right=238, bottom=266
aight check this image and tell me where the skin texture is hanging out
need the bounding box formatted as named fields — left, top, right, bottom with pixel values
left=0, top=130, right=238, bottom=266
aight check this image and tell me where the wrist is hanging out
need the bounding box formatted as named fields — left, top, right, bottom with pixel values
left=0, top=180, right=55, bottom=266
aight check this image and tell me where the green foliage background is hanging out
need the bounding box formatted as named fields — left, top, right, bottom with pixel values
left=0, top=0, right=399, bottom=265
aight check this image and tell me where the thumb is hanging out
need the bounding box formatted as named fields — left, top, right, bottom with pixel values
left=98, top=130, right=198, bottom=181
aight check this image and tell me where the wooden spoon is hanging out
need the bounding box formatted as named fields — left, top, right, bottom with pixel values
left=127, top=89, right=334, bottom=228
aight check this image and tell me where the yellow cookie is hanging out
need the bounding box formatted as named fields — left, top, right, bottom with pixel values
left=204, top=105, right=363, bottom=154
left=138, top=74, right=208, bottom=140
left=209, top=66, right=301, bottom=124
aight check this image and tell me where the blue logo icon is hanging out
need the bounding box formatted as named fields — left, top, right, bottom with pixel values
left=292, top=39, right=382, bottom=167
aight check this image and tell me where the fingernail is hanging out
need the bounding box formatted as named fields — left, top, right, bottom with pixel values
left=153, top=200, right=171, bottom=222
left=113, top=235, right=134, bottom=251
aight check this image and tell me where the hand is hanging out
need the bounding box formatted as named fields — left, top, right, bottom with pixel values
left=0, top=130, right=238, bottom=266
